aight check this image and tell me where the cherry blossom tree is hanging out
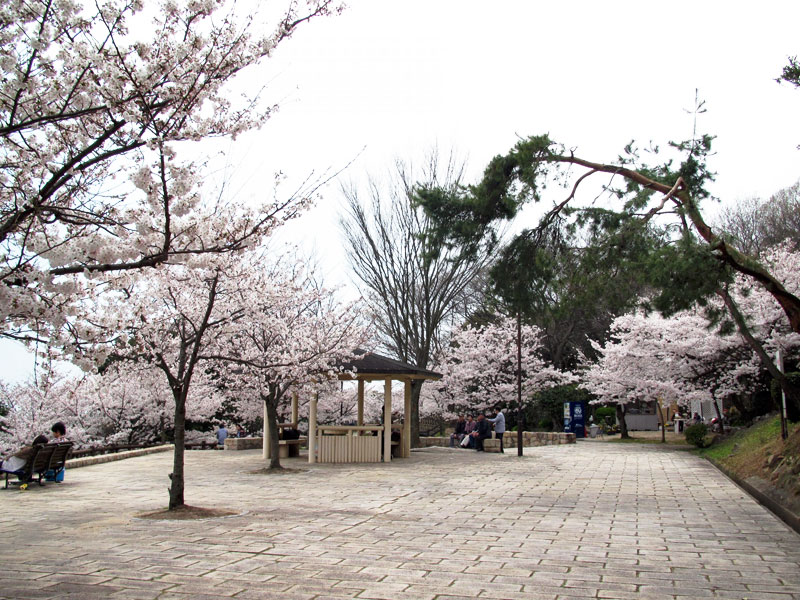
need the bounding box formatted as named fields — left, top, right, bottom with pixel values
left=70, top=364, right=179, bottom=445
left=582, top=312, right=725, bottom=438
left=430, top=316, right=574, bottom=419
left=87, top=255, right=248, bottom=509
left=1, top=0, right=340, bottom=345
left=309, top=380, right=383, bottom=426
left=0, top=361, right=75, bottom=452
left=206, top=259, right=368, bottom=469
left=583, top=246, right=800, bottom=436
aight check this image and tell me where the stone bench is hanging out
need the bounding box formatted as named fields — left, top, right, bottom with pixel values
left=224, top=436, right=262, bottom=451
left=483, top=438, right=501, bottom=453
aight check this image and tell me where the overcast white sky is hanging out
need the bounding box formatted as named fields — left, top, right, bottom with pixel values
left=2, top=0, right=799, bottom=383
left=240, top=0, right=800, bottom=277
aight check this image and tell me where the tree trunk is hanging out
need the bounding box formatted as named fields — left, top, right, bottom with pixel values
left=265, top=393, right=282, bottom=470
left=551, top=415, right=561, bottom=432
left=655, top=399, right=666, bottom=443
left=168, top=389, right=186, bottom=510
left=717, top=287, right=800, bottom=420
left=410, top=380, right=422, bottom=448
left=547, top=154, right=800, bottom=335
left=616, top=404, right=630, bottom=439
left=712, top=397, right=725, bottom=435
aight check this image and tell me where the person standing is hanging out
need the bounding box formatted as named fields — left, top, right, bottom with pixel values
left=488, top=409, right=506, bottom=453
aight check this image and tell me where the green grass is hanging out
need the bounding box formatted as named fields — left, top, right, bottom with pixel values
left=699, top=416, right=782, bottom=462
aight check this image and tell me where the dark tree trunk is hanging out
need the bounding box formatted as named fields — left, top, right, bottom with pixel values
left=616, top=404, right=630, bottom=439
left=656, top=400, right=666, bottom=443
left=410, top=380, right=422, bottom=448
left=265, top=393, right=282, bottom=470
left=168, top=389, right=186, bottom=510
left=712, top=398, right=725, bottom=435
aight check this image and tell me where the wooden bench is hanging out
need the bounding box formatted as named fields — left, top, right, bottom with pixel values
left=2, top=442, right=73, bottom=488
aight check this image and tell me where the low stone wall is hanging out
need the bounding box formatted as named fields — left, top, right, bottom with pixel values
left=419, top=431, right=575, bottom=449
left=224, top=436, right=308, bottom=451
left=224, top=436, right=262, bottom=451
left=418, top=436, right=450, bottom=448
left=66, top=444, right=172, bottom=469
left=502, top=431, right=576, bottom=446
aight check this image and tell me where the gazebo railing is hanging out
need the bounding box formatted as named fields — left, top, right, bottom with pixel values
left=316, top=425, right=383, bottom=463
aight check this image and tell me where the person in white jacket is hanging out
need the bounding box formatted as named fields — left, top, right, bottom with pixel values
left=487, top=409, right=506, bottom=453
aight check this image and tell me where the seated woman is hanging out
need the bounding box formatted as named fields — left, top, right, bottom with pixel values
left=0, top=434, right=49, bottom=474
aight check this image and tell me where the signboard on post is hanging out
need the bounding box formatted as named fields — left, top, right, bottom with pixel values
left=563, top=402, right=586, bottom=438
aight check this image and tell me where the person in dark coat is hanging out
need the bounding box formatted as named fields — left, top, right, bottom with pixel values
left=471, top=414, right=491, bottom=451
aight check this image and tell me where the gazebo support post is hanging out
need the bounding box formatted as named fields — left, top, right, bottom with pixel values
left=357, top=380, right=364, bottom=427
left=308, top=392, right=318, bottom=464
left=403, top=380, right=411, bottom=458
left=262, top=401, right=269, bottom=460
left=291, top=391, right=299, bottom=428
left=383, top=378, right=392, bottom=462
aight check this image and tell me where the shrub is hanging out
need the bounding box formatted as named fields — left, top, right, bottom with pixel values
left=685, top=423, right=710, bottom=448
left=594, top=406, right=616, bottom=424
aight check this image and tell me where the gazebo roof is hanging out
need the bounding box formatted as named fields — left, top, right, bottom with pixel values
left=337, top=350, right=442, bottom=381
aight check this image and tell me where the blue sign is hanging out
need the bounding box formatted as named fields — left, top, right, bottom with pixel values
left=563, top=402, right=586, bottom=438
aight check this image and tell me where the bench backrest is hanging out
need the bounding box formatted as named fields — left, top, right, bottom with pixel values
left=48, top=442, right=73, bottom=471
left=29, top=444, right=56, bottom=473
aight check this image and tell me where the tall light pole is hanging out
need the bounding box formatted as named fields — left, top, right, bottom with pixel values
left=517, top=312, right=523, bottom=456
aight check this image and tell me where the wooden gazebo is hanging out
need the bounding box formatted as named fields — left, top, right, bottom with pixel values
left=308, top=351, right=441, bottom=463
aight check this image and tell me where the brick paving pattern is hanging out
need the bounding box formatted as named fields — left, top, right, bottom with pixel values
left=1, top=443, right=799, bottom=599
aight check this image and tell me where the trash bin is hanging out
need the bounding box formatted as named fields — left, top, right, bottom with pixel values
left=589, top=424, right=600, bottom=439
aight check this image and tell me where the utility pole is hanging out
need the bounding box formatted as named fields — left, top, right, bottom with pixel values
left=777, top=349, right=788, bottom=441
left=516, top=312, right=523, bottom=456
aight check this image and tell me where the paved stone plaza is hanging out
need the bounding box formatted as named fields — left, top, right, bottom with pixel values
left=1, top=443, right=799, bottom=599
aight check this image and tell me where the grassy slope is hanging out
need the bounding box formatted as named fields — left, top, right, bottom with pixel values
left=699, top=416, right=800, bottom=512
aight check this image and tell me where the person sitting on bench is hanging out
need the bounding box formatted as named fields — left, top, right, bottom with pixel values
left=470, top=414, right=490, bottom=451
left=46, top=422, right=68, bottom=481
left=49, top=421, right=68, bottom=442
left=0, top=434, right=49, bottom=473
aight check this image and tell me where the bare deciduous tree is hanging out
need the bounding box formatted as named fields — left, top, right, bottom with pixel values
left=718, top=181, right=800, bottom=257
left=340, top=153, right=496, bottom=446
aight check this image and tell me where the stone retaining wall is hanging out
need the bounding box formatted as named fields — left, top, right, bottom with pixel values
left=419, top=431, right=575, bottom=448
left=418, top=437, right=450, bottom=447
left=66, top=444, right=172, bottom=469
left=224, top=436, right=308, bottom=451
left=502, top=431, right=576, bottom=446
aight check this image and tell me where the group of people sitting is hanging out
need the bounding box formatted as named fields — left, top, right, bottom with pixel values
left=0, top=422, right=68, bottom=479
left=448, top=410, right=506, bottom=452
left=215, top=423, right=251, bottom=447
